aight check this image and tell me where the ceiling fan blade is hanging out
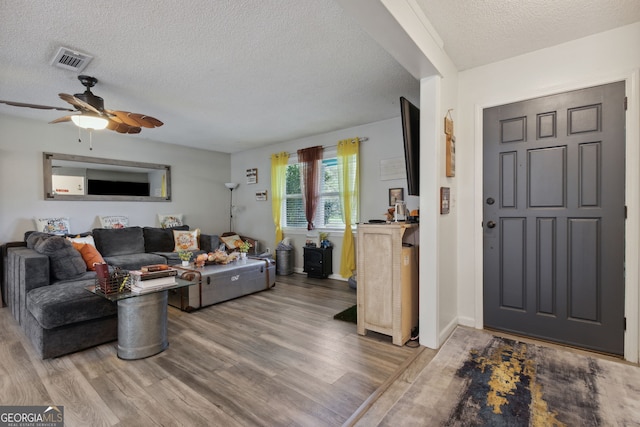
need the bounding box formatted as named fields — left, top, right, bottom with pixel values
left=106, top=118, right=141, bottom=134
left=0, top=100, right=74, bottom=112
left=49, top=115, right=74, bottom=124
left=106, top=110, right=163, bottom=128
left=130, top=113, right=163, bottom=128
left=58, top=93, right=102, bottom=115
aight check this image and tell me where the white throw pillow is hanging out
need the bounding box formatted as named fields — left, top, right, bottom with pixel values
left=66, top=234, right=96, bottom=246
left=99, top=215, right=129, bottom=229
left=33, top=217, right=70, bottom=235
left=158, top=213, right=184, bottom=229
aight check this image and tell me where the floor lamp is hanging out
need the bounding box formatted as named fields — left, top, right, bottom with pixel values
left=225, top=182, right=239, bottom=232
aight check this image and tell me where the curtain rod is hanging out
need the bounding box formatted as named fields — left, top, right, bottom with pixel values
left=277, top=136, right=368, bottom=157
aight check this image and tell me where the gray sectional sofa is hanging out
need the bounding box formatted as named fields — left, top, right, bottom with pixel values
left=5, top=225, right=220, bottom=359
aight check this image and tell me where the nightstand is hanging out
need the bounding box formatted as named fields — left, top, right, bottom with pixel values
left=303, top=246, right=333, bottom=279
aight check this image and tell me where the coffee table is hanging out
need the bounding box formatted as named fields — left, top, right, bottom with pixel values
left=169, top=258, right=275, bottom=311
left=86, top=277, right=196, bottom=360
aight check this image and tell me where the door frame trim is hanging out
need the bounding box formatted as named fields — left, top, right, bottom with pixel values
left=473, top=69, right=640, bottom=362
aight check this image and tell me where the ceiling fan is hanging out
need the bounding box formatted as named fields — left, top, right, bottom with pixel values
left=0, top=75, right=163, bottom=134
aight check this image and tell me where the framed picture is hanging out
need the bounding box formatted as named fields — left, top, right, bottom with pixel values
left=255, top=190, right=267, bottom=201
left=246, top=168, right=258, bottom=184
left=389, top=188, right=404, bottom=206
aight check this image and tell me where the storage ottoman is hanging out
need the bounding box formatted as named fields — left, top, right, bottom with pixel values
left=168, top=258, right=275, bottom=311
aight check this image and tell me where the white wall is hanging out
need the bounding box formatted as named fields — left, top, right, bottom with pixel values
left=436, top=71, right=459, bottom=342
left=230, top=116, right=418, bottom=277
left=0, top=114, right=231, bottom=243
left=456, top=22, right=640, bottom=361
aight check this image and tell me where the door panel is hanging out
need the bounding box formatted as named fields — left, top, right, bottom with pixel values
left=483, top=82, right=625, bottom=355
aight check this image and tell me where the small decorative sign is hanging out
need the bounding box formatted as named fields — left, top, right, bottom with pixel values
left=246, top=168, right=258, bottom=184
left=255, top=190, right=267, bottom=201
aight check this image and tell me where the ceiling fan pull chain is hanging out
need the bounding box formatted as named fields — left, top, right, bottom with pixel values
left=78, top=127, right=82, bottom=144
left=89, top=130, right=93, bottom=150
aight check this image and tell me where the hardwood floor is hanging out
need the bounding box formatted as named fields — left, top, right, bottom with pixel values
left=0, top=274, right=421, bottom=426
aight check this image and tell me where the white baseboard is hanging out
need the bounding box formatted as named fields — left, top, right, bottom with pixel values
left=438, top=317, right=458, bottom=347
left=457, top=316, right=476, bottom=328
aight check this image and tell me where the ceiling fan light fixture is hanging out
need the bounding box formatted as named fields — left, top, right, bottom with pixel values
left=71, top=114, right=108, bottom=130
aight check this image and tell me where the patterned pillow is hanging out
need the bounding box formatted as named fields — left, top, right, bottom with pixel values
left=173, top=229, right=200, bottom=251
left=99, top=215, right=129, bottom=229
left=33, top=217, right=70, bottom=235
left=158, top=213, right=184, bottom=229
left=220, top=234, right=243, bottom=250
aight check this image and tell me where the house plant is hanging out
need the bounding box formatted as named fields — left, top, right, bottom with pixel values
left=178, top=250, right=193, bottom=266
left=238, top=240, right=252, bottom=259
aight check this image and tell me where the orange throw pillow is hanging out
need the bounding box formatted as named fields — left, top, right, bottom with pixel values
left=72, top=241, right=105, bottom=271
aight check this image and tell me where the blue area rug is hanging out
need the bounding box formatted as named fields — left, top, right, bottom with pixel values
left=379, top=327, right=640, bottom=426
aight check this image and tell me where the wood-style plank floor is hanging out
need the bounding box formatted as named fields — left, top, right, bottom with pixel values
left=0, top=274, right=422, bottom=426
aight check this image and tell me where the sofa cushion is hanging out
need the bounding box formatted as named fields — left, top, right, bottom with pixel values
left=93, top=226, right=145, bottom=257
left=33, top=236, right=86, bottom=281
left=143, top=225, right=189, bottom=253
left=27, top=279, right=117, bottom=329
left=102, top=253, right=167, bottom=271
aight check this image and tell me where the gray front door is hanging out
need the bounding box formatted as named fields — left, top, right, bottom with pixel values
left=483, top=82, right=626, bottom=355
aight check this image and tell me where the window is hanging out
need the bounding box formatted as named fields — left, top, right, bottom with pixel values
left=284, top=157, right=347, bottom=229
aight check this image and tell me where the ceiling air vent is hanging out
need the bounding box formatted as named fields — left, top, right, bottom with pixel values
left=50, top=47, right=93, bottom=72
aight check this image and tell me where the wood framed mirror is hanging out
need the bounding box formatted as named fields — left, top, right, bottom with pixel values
left=43, top=152, right=171, bottom=202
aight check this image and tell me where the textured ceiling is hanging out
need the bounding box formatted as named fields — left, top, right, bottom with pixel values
left=415, top=0, right=640, bottom=71
left=0, top=0, right=419, bottom=153
left=1, top=1, right=638, bottom=153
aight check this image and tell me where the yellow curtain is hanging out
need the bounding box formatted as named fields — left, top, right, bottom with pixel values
left=337, top=138, right=359, bottom=278
left=271, top=151, right=290, bottom=246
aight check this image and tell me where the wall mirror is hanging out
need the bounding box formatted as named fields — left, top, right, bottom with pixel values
left=43, top=152, right=171, bottom=201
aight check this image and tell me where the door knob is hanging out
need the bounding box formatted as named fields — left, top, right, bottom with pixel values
left=487, top=220, right=496, bottom=229
left=486, top=197, right=495, bottom=205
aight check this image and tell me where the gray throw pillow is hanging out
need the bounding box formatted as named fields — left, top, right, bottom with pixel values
left=26, top=231, right=54, bottom=249
left=33, top=236, right=86, bottom=281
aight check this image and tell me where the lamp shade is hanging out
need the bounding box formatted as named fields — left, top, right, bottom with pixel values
left=224, top=182, right=239, bottom=190
left=71, top=114, right=109, bottom=130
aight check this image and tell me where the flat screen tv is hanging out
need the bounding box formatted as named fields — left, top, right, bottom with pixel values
left=87, top=180, right=150, bottom=196
left=400, top=96, right=420, bottom=196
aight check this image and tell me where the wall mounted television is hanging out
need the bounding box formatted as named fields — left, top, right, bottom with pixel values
left=400, top=96, right=420, bottom=196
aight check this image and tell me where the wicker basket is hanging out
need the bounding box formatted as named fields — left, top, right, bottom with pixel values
left=95, top=272, right=131, bottom=295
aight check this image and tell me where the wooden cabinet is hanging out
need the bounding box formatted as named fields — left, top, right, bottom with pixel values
left=303, top=246, right=333, bottom=278
left=356, top=223, right=418, bottom=346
